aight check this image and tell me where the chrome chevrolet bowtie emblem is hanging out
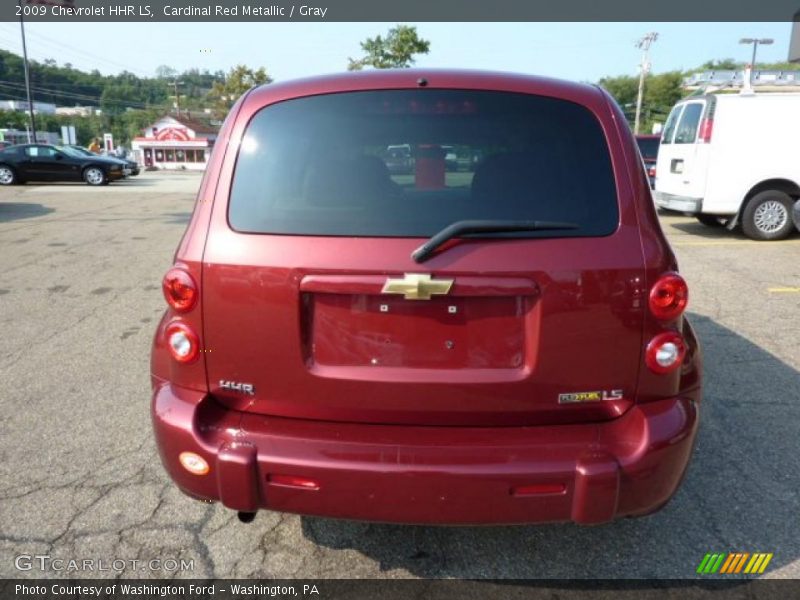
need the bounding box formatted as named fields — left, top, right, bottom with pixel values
left=381, top=273, right=454, bottom=300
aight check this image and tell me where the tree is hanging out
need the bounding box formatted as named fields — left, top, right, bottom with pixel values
left=701, top=58, right=739, bottom=70
left=208, top=65, right=272, bottom=114
left=348, top=25, right=430, bottom=71
left=600, top=71, right=685, bottom=133
left=155, top=65, right=178, bottom=80
left=598, top=75, right=638, bottom=108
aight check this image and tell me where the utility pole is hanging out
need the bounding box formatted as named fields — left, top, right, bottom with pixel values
left=18, top=0, right=37, bottom=143
left=634, top=32, right=658, bottom=135
left=170, top=80, right=185, bottom=116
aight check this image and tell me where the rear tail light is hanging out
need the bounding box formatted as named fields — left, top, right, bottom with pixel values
left=698, top=118, right=714, bottom=143
left=649, top=273, right=688, bottom=321
left=648, top=166, right=656, bottom=177
left=645, top=332, right=686, bottom=374
left=166, top=322, right=200, bottom=363
left=162, top=267, right=198, bottom=313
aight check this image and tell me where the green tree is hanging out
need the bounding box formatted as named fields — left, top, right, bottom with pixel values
left=599, top=70, right=687, bottom=133
left=701, top=58, right=739, bottom=70
left=208, top=65, right=271, bottom=114
left=155, top=64, right=178, bottom=80
left=598, top=75, right=638, bottom=108
left=348, top=25, right=430, bottom=71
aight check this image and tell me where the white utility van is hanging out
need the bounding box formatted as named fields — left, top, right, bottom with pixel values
left=654, top=92, right=800, bottom=240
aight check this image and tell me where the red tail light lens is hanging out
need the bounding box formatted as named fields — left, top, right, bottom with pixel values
left=162, top=268, right=197, bottom=313
left=649, top=273, right=688, bottom=321
left=646, top=332, right=686, bottom=374
left=165, top=322, right=200, bottom=363
left=698, top=118, right=713, bottom=143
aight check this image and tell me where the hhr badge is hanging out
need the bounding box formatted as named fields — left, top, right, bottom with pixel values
left=558, top=389, right=623, bottom=404
left=219, top=380, right=255, bottom=395
left=381, top=273, right=454, bottom=300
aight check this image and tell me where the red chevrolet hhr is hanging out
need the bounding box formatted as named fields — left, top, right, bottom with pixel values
left=151, top=70, right=702, bottom=525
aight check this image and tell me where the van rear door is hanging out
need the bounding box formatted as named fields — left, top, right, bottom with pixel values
left=655, top=98, right=712, bottom=209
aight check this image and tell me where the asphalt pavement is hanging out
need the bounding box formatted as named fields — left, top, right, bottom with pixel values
left=0, top=173, right=798, bottom=579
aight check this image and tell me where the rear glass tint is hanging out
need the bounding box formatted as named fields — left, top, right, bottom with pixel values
left=636, top=137, right=659, bottom=160
left=229, top=90, right=619, bottom=238
left=661, top=105, right=682, bottom=144
left=674, top=103, right=703, bottom=144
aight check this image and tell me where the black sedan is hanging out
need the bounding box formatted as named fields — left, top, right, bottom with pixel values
left=0, top=144, right=128, bottom=186
left=67, top=145, right=140, bottom=176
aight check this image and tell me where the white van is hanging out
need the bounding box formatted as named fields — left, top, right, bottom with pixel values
left=654, top=93, right=800, bottom=240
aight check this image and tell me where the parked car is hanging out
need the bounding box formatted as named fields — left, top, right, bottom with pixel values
left=655, top=92, right=800, bottom=240
left=442, top=145, right=459, bottom=171
left=151, top=70, right=702, bottom=526
left=384, top=144, right=413, bottom=174
left=68, top=145, right=140, bottom=176
left=0, top=144, right=128, bottom=185
left=635, top=134, right=659, bottom=188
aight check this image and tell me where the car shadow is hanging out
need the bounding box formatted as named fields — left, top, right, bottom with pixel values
left=164, top=211, right=191, bottom=224
left=0, top=202, right=54, bottom=222
left=667, top=219, right=798, bottom=241
left=300, top=313, right=799, bottom=578
left=668, top=220, right=749, bottom=240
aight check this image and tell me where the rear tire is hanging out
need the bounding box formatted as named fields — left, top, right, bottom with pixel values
left=83, top=167, right=106, bottom=186
left=695, top=214, right=726, bottom=228
left=742, top=190, right=795, bottom=240
left=0, top=165, right=16, bottom=185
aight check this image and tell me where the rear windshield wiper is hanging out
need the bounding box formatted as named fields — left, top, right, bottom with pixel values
left=411, top=219, right=580, bottom=263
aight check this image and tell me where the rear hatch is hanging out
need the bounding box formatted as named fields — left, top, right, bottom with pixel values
left=655, top=97, right=712, bottom=199
left=202, top=88, right=646, bottom=427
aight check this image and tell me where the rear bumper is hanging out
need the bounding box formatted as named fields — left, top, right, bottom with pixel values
left=152, top=383, right=699, bottom=525
left=654, top=191, right=702, bottom=213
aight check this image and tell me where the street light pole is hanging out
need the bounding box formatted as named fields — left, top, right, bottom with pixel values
left=739, top=37, right=774, bottom=85
left=18, top=0, right=38, bottom=143
left=634, top=32, right=658, bottom=135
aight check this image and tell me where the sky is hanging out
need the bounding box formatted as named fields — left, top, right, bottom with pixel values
left=0, top=22, right=793, bottom=83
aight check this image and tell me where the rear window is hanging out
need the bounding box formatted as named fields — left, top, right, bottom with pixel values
left=229, top=90, right=619, bottom=238
left=660, top=105, right=682, bottom=144
left=636, top=137, right=659, bottom=160
left=674, top=103, right=704, bottom=144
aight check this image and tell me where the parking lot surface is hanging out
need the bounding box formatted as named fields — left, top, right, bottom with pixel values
left=1, top=173, right=798, bottom=579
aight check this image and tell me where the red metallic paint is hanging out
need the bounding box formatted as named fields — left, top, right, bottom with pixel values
left=151, top=70, right=702, bottom=524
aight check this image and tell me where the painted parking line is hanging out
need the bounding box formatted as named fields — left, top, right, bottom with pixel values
left=768, top=287, right=800, bottom=293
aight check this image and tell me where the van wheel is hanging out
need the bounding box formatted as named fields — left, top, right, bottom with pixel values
left=742, top=190, right=795, bottom=240
left=695, top=214, right=725, bottom=228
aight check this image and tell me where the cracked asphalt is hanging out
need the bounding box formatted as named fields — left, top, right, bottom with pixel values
left=0, top=173, right=798, bottom=579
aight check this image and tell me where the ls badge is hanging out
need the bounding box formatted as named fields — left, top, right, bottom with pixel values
left=558, top=389, right=623, bottom=404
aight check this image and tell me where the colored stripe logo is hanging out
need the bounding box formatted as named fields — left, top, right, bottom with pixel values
left=697, top=552, right=773, bottom=574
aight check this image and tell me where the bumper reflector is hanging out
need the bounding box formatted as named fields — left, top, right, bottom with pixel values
left=268, top=474, right=320, bottom=491
left=512, top=483, right=566, bottom=496
left=179, top=451, right=209, bottom=475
